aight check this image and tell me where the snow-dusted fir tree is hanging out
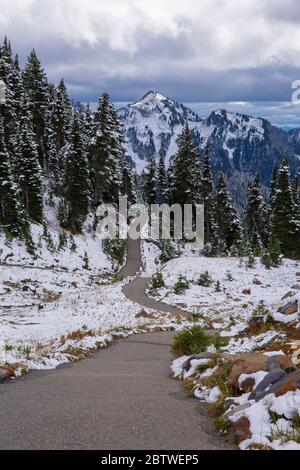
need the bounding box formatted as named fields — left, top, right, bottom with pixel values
left=81, top=103, right=93, bottom=152
left=121, top=160, right=137, bottom=204
left=245, top=172, right=269, bottom=252
left=0, top=37, right=22, bottom=151
left=22, top=49, right=48, bottom=165
left=64, top=114, right=90, bottom=231
left=292, top=166, right=300, bottom=213
left=89, top=93, right=123, bottom=206
left=43, top=84, right=60, bottom=185
left=216, top=172, right=241, bottom=251
left=44, top=121, right=60, bottom=183
left=17, top=95, right=44, bottom=223
left=269, top=164, right=278, bottom=210
left=271, top=155, right=300, bottom=256
left=51, top=79, right=72, bottom=151
left=157, top=148, right=168, bottom=204
left=144, top=155, right=157, bottom=205
left=0, top=116, right=28, bottom=237
left=200, top=146, right=218, bottom=247
left=170, top=122, right=201, bottom=206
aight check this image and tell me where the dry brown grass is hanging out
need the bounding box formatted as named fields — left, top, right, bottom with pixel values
left=66, top=329, right=95, bottom=341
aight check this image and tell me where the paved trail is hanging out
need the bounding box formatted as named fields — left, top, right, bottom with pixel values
left=120, top=238, right=185, bottom=316
left=0, top=238, right=232, bottom=450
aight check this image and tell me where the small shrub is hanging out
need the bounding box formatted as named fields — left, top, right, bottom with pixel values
left=203, top=361, right=233, bottom=414
left=174, top=275, right=189, bottom=294
left=69, top=235, right=77, bottom=252
left=215, top=416, right=231, bottom=435
left=247, top=253, right=255, bottom=268
left=292, top=414, right=300, bottom=429
left=151, top=272, right=165, bottom=289
left=212, top=335, right=230, bottom=350
left=159, top=240, right=180, bottom=263
left=214, top=280, right=222, bottom=292
left=225, top=271, right=234, bottom=282
left=187, top=311, right=203, bottom=323
left=261, top=235, right=282, bottom=269
left=197, top=271, right=213, bottom=287
left=172, top=326, right=211, bottom=356
left=43, top=222, right=55, bottom=252
left=58, top=200, right=67, bottom=226
left=103, top=239, right=127, bottom=264
left=83, top=251, right=89, bottom=270
left=252, top=300, right=268, bottom=317
left=260, top=251, right=271, bottom=269
left=58, top=232, right=68, bottom=250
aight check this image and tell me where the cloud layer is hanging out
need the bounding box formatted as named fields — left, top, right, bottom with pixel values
left=1, top=0, right=300, bottom=104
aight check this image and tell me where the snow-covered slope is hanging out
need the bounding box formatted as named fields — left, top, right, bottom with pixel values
left=118, top=90, right=203, bottom=173
left=119, top=91, right=300, bottom=188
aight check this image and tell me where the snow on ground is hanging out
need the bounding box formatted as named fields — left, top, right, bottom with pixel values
left=0, top=262, right=188, bottom=370
left=159, top=255, right=299, bottom=307
left=164, top=253, right=300, bottom=450
left=2, top=236, right=300, bottom=450
left=225, top=389, right=300, bottom=450
left=152, top=255, right=300, bottom=336
left=0, top=222, right=112, bottom=274
left=141, top=241, right=161, bottom=277
left=171, top=350, right=300, bottom=450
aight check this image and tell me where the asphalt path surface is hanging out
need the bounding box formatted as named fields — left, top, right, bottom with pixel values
left=0, top=238, right=232, bottom=450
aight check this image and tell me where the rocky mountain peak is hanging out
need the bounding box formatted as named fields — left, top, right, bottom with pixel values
left=118, top=91, right=300, bottom=186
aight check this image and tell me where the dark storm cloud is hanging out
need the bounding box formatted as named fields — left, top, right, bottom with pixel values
left=1, top=0, right=300, bottom=107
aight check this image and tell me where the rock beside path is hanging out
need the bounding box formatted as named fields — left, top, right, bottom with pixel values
left=228, top=351, right=294, bottom=391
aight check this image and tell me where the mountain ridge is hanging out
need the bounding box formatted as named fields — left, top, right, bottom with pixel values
left=118, top=91, right=300, bottom=193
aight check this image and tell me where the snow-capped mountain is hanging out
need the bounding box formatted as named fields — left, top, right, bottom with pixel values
left=196, top=109, right=298, bottom=183
left=118, top=90, right=203, bottom=173
left=119, top=91, right=300, bottom=190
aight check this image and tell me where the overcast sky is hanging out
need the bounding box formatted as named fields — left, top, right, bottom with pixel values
left=1, top=0, right=300, bottom=125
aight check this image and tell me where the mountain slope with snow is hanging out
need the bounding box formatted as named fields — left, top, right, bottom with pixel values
left=118, top=90, right=203, bottom=173
left=119, top=91, right=300, bottom=191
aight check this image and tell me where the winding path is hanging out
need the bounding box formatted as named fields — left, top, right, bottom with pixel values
left=0, top=238, right=232, bottom=450
left=120, top=238, right=186, bottom=316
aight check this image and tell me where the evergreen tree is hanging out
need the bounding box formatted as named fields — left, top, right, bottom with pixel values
left=89, top=93, right=123, bottom=206
left=157, top=148, right=168, bottom=204
left=170, top=123, right=201, bottom=206
left=44, top=121, right=59, bottom=180
left=51, top=79, right=72, bottom=151
left=269, top=164, right=278, bottom=210
left=245, top=173, right=269, bottom=252
left=267, top=233, right=282, bottom=266
left=292, top=166, right=300, bottom=212
left=121, top=160, right=137, bottom=204
left=271, top=155, right=300, bottom=256
left=200, top=146, right=218, bottom=247
left=22, top=49, right=48, bottom=164
left=144, top=155, right=157, bottom=205
left=0, top=37, right=22, bottom=150
left=42, top=83, right=62, bottom=195
left=17, top=96, right=44, bottom=223
left=64, top=114, right=90, bottom=231
left=216, top=172, right=241, bottom=251
left=0, top=116, right=28, bottom=237
left=81, top=103, right=93, bottom=152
